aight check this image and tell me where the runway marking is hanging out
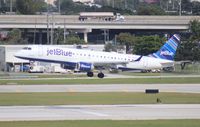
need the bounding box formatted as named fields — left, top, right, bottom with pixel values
left=77, top=110, right=109, bottom=117
left=67, top=89, right=76, bottom=92
left=122, top=89, right=129, bottom=92
left=15, top=88, right=23, bottom=93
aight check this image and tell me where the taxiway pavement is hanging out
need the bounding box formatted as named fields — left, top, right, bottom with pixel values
left=1, top=74, right=200, bottom=80
left=0, top=104, right=199, bottom=121
left=0, top=84, right=199, bottom=93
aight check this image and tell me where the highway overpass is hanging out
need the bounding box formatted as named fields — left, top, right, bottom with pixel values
left=0, top=15, right=199, bottom=30
left=0, top=15, right=199, bottom=43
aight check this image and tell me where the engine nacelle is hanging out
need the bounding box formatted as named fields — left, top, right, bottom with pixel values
left=77, top=62, right=94, bottom=72
left=61, top=63, right=76, bottom=70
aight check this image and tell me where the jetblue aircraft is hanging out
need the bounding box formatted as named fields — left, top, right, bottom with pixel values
left=15, top=34, right=180, bottom=78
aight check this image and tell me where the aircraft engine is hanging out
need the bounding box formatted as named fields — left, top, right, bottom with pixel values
left=77, top=62, right=94, bottom=72
left=61, top=63, right=76, bottom=70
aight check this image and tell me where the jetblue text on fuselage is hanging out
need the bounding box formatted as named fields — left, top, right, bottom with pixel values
left=81, top=64, right=91, bottom=68
left=47, top=49, right=72, bottom=57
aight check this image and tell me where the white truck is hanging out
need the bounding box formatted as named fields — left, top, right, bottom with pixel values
left=79, top=12, right=125, bottom=21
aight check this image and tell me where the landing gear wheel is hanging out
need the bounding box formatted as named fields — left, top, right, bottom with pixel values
left=87, top=72, right=94, bottom=77
left=97, top=72, right=104, bottom=78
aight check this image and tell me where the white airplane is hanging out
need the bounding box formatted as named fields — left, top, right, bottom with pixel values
left=15, top=34, right=180, bottom=78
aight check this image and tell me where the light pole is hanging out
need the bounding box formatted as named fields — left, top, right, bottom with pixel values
left=179, top=0, right=182, bottom=16
left=0, top=0, right=1, bottom=10
left=124, top=0, right=127, bottom=9
left=47, top=0, right=50, bottom=44
left=112, top=0, right=114, bottom=8
left=50, top=15, right=54, bottom=45
left=34, top=18, right=37, bottom=44
left=58, top=0, right=60, bottom=14
left=10, top=0, right=12, bottom=13
left=64, top=19, right=66, bottom=43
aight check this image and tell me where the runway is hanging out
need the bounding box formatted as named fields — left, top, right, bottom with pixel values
left=0, top=84, right=200, bottom=93
left=0, top=104, right=199, bottom=121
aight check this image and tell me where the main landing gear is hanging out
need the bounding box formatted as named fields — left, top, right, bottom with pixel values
left=87, top=71, right=94, bottom=77
left=87, top=72, right=105, bottom=78
left=97, top=72, right=104, bottom=78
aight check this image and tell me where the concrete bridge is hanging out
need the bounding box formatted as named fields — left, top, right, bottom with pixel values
left=0, top=15, right=199, bottom=30
left=0, top=15, right=199, bottom=42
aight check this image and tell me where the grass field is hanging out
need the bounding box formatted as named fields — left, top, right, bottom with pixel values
left=0, top=73, right=86, bottom=79
left=0, top=92, right=199, bottom=105
left=0, top=77, right=200, bottom=85
left=0, top=120, right=200, bottom=127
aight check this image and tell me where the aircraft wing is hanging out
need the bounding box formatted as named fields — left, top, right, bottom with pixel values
left=91, top=56, right=143, bottom=65
left=175, top=60, right=192, bottom=65
left=92, top=61, right=127, bottom=66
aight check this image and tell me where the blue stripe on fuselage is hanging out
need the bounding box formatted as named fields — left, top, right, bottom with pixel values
left=118, top=67, right=143, bottom=71
left=15, top=56, right=77, bottom=66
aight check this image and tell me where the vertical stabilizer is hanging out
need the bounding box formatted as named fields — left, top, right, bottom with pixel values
left=149, top=34, right=180, bottom=61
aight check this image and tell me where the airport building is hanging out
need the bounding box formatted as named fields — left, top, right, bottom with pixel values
left=0, top=45, right=105, bottom=73
left=0, top=45, right=29, bottom=72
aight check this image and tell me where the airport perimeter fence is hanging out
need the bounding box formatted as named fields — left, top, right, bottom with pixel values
left=174, top=62, right=200, bottom=74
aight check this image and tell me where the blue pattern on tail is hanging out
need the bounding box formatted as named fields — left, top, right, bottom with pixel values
left=149, top=34, right=180, bottom=61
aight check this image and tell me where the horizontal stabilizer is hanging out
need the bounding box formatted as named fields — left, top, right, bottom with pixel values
left=134, top=56, right=143, bottom=62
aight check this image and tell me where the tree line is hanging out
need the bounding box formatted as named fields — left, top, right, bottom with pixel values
left=105, top=20, right=200, bottom=61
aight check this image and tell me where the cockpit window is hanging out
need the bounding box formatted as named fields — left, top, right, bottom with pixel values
left=22, top=47, right=32, bottom=50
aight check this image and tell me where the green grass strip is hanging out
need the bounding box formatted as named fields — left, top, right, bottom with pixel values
left=0, top=77, right=200, bottom=85
left=0, top=120, right=200, bottom=127
left=0, top=92, right=199, bottom=106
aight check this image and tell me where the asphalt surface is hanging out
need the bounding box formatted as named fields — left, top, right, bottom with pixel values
left=0, top=104, right=199, bottom=121
left=0, top=84, right=199, bottom=93
left=1, top=74, right=200, bottom=80
left=0, top=75, right=199, bottom=121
